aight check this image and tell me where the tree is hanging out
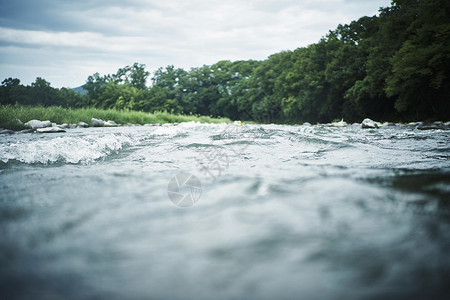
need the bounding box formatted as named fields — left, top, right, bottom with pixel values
left=83, top=72, right=108, bottom=104
left=149, top=65, right=187, bottom=113
left=0, top=78, right=27, bottom=105
left=386, top=0, right=450, bottom=120
left=31, top=77, right=62, bottom=106
left=112, top=63, right=150, bottom=89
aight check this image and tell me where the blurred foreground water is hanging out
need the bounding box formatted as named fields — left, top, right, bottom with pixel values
left=1, top=123, right=449, bottom=299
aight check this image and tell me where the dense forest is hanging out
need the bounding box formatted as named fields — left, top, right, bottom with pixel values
left=1, top=0, right=449, bottom=123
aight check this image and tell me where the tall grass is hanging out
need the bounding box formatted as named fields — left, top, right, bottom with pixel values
left=0, top=105, right=231, bottom=129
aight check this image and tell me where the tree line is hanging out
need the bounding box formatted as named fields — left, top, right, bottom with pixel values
left=1, top=0, right=449, bottom=123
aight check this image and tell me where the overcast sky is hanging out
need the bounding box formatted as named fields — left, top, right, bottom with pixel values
left=0, top=0, right=392, bottom=88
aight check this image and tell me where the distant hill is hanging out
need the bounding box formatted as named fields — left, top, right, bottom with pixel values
left=73, top=86, right=88, bottom=95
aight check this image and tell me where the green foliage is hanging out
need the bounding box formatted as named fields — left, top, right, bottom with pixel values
left=386, top=0, right=450, bottom=119
left=0, top=105, right=230, bottom=129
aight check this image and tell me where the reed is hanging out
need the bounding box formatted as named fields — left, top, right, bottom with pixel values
left=0, top=105, right=231, bottom=130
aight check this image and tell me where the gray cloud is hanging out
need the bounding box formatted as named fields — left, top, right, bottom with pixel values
left=0, top=0, right=391, bottom=87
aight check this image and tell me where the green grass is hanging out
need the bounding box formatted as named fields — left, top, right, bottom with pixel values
left=0, top=105, right=231, bottom=130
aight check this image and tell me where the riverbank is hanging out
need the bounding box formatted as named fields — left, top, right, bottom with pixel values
left=0, top=105, right=231, bottom=131
left=1, top=105, right=449, bottom=134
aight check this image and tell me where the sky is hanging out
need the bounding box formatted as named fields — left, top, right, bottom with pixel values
left=0, top=0, right=392, bottom=88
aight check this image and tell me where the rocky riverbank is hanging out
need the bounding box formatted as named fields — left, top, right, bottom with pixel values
left=0, top=118, right=154, bottom=134
left=318, top=118, right=450, bottom=130
left=1, top=117, right=450, bottom=135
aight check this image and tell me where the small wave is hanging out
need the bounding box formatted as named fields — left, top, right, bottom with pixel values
left=184, top=143, right=220, bottom=149
left=0, top=134, right=138, bottom=165
left=224, top=140, right=257, bottom=146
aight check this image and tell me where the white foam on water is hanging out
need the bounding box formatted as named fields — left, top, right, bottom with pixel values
left=0, top=133, right=138, bottom=164
left=152, top=125, right=182, bottom=135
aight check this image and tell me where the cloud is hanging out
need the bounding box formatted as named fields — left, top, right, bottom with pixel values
left=0, top=0, right=391, bottom=87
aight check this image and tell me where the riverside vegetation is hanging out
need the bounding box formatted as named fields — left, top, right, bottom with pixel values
left=1, top=0, right=449, bottom=128
left=0, top=105, right=231, bottom=131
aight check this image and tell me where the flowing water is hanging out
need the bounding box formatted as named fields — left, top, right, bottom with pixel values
left=1, top=123, right=449, bottom=299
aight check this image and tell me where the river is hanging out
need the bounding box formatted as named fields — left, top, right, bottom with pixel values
left=1, top=122, right=449, bottom=299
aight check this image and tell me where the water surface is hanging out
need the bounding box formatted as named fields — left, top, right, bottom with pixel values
left=1, top=123, right=449, bottom=299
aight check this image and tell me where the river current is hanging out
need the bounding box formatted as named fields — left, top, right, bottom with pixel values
left=1, top=122, right=449, bottom=299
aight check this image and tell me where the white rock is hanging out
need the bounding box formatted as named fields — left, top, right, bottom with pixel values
left=303, top=122, right=312, bottom=126
left=78, top=122, right=89, bottom=128
left=91, top=118, right=105, bottom=127
left=361, top=118, right=379, bottom=129
left=103, top=120, right=118, bottom=127
left=36, top=127, right=66, bottom=133
left=57, top=123, right=69, bottom=129
left=25, top=119, right=52, bottom=129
